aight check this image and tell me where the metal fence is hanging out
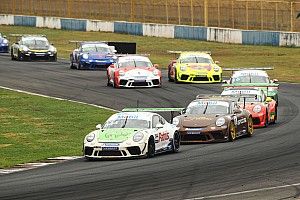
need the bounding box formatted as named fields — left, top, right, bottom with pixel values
left=1, top=0, right=300, bottom=32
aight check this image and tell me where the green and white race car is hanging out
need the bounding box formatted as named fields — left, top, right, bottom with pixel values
left=83, top=108, right=182, bottom=160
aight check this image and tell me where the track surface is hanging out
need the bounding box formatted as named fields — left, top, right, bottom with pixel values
left=0, top=55, right=299, bottom=200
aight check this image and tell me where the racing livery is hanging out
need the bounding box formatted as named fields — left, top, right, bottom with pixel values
left=0, top=33, right=9, bottom=53
left=173, top=96, right=254, bottom=143
left=83, top=109, right=181, bottom=159
left=221, top=88, right=277, bottom=128
left=222, top=69, right=279, bottom=104
left=10, top=34, right=57, bottom=61
left=107, top=55, right=161, bottom=88
left=70, top=41, right=116, bottom=69
left=167, top=51, right=222, bottom=83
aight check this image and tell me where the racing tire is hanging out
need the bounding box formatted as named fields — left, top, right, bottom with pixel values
left=147, top=137, right=155, bottom=158
left=228, top=122, right=237, bottom=142
left=106, top=76, right=111, bottom=87
left=113, top=78, right=118, bottom=88
left=246, top=117, right=254, bottom=137
left=77, top=63, right=82, bottom=70
left=17, top=50, right=24, bottom=61
left=172, top=131, right=180, bottom=153
left=264, top=112, right=269, bottom=127
left=11, top=50, right=15, bottom=60
left=51, top=55, right=57, bottom=62
left=174, top=69, right=179, bottom=84
left=168, top=70, right=174, bottom=82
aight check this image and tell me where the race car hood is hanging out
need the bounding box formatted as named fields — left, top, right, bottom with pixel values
left=179, top=114, right=223, bottom=128
left=97, top=128, right=142, bottom=143
left=85, top=52, right=113, bottom=59
left=186, top=63, right=212, bottom=71
left=24, top=44, right=50, bottom=51
left=123, top=67, right=156, bottom=76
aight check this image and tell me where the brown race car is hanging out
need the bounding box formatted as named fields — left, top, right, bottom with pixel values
left=173, top=96, right=254, bottom=143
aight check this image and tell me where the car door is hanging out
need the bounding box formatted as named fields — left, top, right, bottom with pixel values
left=152, top=115, right=170, bottom=151
left=233, top=102, right=247, bottom=134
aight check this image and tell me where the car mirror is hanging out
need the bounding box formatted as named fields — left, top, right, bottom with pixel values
left=155, top=123, right=163, bottom=129
left=74, top=48, right=79, bottom=52
left=234, top=109, right=242, bottom=114
left=153, top=64, right=159, bottom=68
left=266, top=97, right=273, bottom=102
left=272, top=79, right=278, bottom=83
left=15, top=42, right=19, bottom=45
left=3, top=35, right=7, bottom=38
left=96, top=124, right=102, bottom=129
left=215, top=61, right=220, bottom=64
left=181, top=108, right=186, bottom=114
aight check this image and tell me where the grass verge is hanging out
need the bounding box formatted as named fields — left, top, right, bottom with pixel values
left=1, top=25, right=300, bottom=83
left=0, top=88, right=115, bottom=168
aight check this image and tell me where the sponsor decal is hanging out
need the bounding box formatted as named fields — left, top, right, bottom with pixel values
left=237, top=118, right=247, bottom=125
left=158, top=131, right=169, bottom=142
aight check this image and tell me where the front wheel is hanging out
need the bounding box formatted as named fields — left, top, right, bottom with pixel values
left=147, top=138, right=155, bottom=158
left=11, top=50, right=15, bottom=60
left=172, top=131, right=180, bottom=153
left=174, top=69, right=179, bottom=83
left=247, top=117, right=254, bottom=137
left=17, top=50, right=25, bottom=61
left=228, top=122, right=237, bottom=142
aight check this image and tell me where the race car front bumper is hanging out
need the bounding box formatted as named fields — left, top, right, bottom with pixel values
left=251, top=112, right=267, bottom=128
left=118, top=77, right=161, bottom=88
left=177, top=71, right=222, bottom=83
left=84, top=141, right=148, bottom=159
left=21, top=51, right=57, bottom=61
left=179, top=126, right=228, bottom=143
left=0, top=45, right=9, bottom=53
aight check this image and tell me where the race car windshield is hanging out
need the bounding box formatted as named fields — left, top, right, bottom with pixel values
left=118, top=60, right=153, bottom=68
left=186, top=101, right=229, bottom=114
left=22, top=38, right=49, bottom=47
left=232, top=75, right=269, bottom=83
left=81, top=44, right=112, bottom=53
left=103, top=119, right=150, bottom=129
left=237, top=95, right=262, bottom=103
left=180, top=56, right=212, bottom=64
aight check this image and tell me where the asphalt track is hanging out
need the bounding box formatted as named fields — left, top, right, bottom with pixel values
left=0, top=55, right=299, bottom=200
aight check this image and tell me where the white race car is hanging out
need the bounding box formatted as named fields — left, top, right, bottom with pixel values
left=83, top=108, right=182, bottom=160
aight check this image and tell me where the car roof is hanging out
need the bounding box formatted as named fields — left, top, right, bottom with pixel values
left=81, top=42, right=108, bottom=46
left=193, top=96, right=235, bottom=103
left=222, top=88, right=262, bottom=96
left=179, top=52, right=212, bottom=58
left=109, top=112, right=158, bottom=120
left=232, top=70, right=269, bottom=77
left=22, top=36, right=48, bottom=40
left=118, top=55, right=150, bottom=61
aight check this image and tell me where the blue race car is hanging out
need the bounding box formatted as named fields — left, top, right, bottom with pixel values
left=70, top=41, right=116, bottom=70
left=0, top=33, right=9, bottom=53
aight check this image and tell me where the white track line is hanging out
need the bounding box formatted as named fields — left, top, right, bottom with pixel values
left=184, top=182, right=300, bottom=200
left=0, top=86, right=119, bottom=112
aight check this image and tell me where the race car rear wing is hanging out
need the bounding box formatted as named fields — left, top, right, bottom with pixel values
left=69, top=40, right=136, bottom=54
left=122, top=107, right=185, bottom=123
left=9, top=34, right=47, bottom=42
left=167, top=50, right=211, bottom=55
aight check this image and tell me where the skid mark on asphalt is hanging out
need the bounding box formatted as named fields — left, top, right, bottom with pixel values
left=0, top=156, right=82, bottom=175
left=184, top=182, right=300, bottom=200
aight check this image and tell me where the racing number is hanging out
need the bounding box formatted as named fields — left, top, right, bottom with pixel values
left=158, top=131, right=169, bottom=142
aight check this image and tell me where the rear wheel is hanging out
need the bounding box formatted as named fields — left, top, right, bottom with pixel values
left=11, top=49, right=15, bottom=60
left=228, top=122, right=237, bottom=142
left=147, top=138, right=155, bottom=158
left=247, top=117, right=254, bottom=137
left=168, top=69, right=173, bottom=82
left=174, top=69, right=179, bottom=83
left=172, top=131, right=180, bottom=153
left=264, top=112, right=269, bottom=127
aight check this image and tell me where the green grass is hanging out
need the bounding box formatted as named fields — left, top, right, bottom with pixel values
left=1, top=25, right=300, bottom=82
left=0, top=89, right=115, bottom=168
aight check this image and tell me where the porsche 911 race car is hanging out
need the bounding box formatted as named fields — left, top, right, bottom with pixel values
left=10, top=34, right=57, bottom=61
left=0, top=33, right=9, bottom=53
left=173, top=96, right=254, bottom=143
left=83, top=108, right=182, bottom=159
left=221, top=88, right=277, bottom=128
left=107, top=55, right=162, bottom=88
left=222, top=68, right=279, bottom=104
left=70, top=41, right=116, bottom=69
left=167, top=51, right=222, bottom=83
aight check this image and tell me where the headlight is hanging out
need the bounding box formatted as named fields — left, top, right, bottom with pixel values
left=133, top=132, right=144, bottom=142
left=153, top=69, right=159, bottom=76
left=119, top=70, right=125, bottom=76
left=86, top=133, right=95, bottom=142
left=213, top=66, right=220, bottom=72
left=82, top=53, right=89, bottom=59
left=172, top=117, right=179, bottom=126
left=2, top=39, right=8, bottom=44
left=49, top=46, right=57, bottom=53
left=253, top=105, right=262, bottom=113
left=180, top=65, right=187, bottom=71
left=216, top=117, right=226, bottom=127
left=21, top=46, right=29, bottom=52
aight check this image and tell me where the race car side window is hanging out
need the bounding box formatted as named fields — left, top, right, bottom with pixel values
left=152, top=115, right=160, bottom=128
left=159, top=116, right=166, bottom=125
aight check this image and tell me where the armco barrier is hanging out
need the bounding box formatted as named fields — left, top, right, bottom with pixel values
left=86, top=20, right=114, bottom=32
left=36, top=16, right=61, bottom=29
left=60, top=19, right=87, bottom=31
left=242, top=31, right=280, bottom=46
left=114, top=21, right=143, bottom=36
left=174, top=25, right=207, bottom=40
left=143, top=23, right=174, bottom=38
left=208, top=27, right=242, bottom=44
left=1, top=14, right=299, bottom=47
left=14, top=16, right=36, bottom=27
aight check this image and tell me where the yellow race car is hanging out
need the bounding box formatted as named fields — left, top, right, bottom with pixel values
left=167, top=51, right=222, bottom=83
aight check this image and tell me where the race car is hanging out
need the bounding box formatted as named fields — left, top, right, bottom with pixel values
left=0, top=33, right=9, bottom=53
left=167, top=51, right=222, bottom=83
left=173, top=96, right=254, bottom=143
left=70, top=41, right=116, bottom=70
left=221, top=88, right=277, bottom=128
left=107, top=55, right=162, bottom=88
left=83, top=108, right=181, bottom=159
left=222, top=68, right=279, bottom=104
left=10, top=34, right=57, bottom=61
